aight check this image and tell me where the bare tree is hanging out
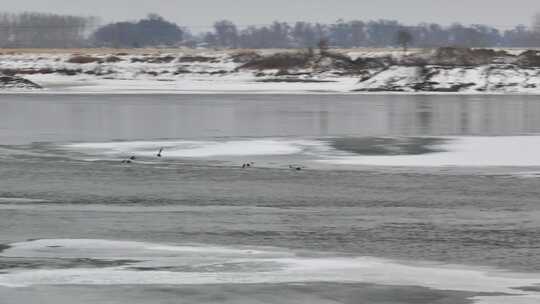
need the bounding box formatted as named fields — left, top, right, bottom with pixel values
left=534, top=12, right=540, bottom=33
left=350, top=21, right=366, bottom=47
left=213, top=20, right=238, bottom=48
left=533, top=12, right=540, bottom=44
left=291, top=22, right=317, bottom=47
left=396, top=29, right=413, bottom=51
left=317, top=38, right=329, bottom=54
left=0, top=12, right=94, bottom=48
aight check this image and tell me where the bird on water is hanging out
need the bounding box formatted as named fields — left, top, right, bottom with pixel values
left=242, top=162, right=255, bottom=168
left=289, top=165, right=303, bottom=171
left=122, top=156, right=136, bottom=164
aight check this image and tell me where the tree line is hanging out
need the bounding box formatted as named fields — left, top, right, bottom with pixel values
left=1, top=12, right=540, bottom=48
left=0, top=12, right=96, bottom=48
left=92, top=14, right=183, bottom=48
left=200, top=19, right=540, bottom=48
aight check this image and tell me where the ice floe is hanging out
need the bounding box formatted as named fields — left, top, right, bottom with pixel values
left=1, top=238, right=540, bottom=304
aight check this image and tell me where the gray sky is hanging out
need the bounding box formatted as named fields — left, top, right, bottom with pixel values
left=3, top=0, right=540, bottom=31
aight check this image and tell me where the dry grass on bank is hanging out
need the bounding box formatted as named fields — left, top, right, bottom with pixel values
left=0, top=47, right=427, bottom=56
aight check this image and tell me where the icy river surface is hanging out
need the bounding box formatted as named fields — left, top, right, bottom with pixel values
left=1, top=93, right=540, bottom=304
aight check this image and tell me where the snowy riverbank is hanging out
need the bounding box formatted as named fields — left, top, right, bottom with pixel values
left=0, top=47, right=539, bottom=94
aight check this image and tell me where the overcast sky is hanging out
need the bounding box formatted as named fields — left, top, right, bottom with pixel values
left=3, top=0, right=540, bottom=31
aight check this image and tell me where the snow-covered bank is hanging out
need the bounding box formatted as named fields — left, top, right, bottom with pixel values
left=0, top=48, right=539, bottom=94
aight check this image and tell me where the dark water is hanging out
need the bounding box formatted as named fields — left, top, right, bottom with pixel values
left=2, top=94, right=540, bottom=144
left=1, top=94, right=540, bottom=304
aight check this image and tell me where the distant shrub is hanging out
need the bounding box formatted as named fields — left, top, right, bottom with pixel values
left=147, top=55, right=176, bottom=63
left=104, top=56, right=123, bottom=63
left=92, top=14, right=183, bottom=48
left=427, top=47, right=510, bottom=66
left=516, top=50, right=540, bottom=67
left=178, top=56, right=217, bottom=63
left=173, top=68, right=191, bottom=75
left=131, top=57, right=146, bottom=63
left=230, top=51, right=262, bottom=63
left=145, top=71, right=159, bottom=76
left=240, top=52, right=311, bottom=70
left=67, top=55, right=102, bottom=64
left=131, top=55, right=176, bottom=63
left=56, top=68, right=83, bottom=75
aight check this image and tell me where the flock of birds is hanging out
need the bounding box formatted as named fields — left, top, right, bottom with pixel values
left=121, top=147, right=163, bottom=164
left=121, top=147, right=305, bottom=171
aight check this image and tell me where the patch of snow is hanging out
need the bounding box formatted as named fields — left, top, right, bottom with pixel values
left=1, top=238, right=540, bottom=304
left=61, top=138, right=332, bottom=158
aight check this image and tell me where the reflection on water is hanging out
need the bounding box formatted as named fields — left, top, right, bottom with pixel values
left=1, top=94, right=540, bottom=144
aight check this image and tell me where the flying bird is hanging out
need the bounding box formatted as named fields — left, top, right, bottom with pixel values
left=157, top=147, right=164, bottom=157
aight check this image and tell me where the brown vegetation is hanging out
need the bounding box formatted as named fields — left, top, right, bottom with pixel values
left=425, top=47, right=512, bottom=66
left=131, top=55, right=176, bottom=63
left=256, top=78, right=336, bottom=83
left=240, top=52, right=312, bottom=70
left=515, top=50, right=540, bottom=67
left=147, top=55, right=176, bottom=63
left=67, top=55, right=102, bottom=64
left=239, top=50, right=388, bottom=75
left=1, top=68, right=54, bottom=76
left=178, top=56, right=217, bottom=63
left=104, top=55, right=123, bottom=63
left=230, top=51, right=262, bottom=63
